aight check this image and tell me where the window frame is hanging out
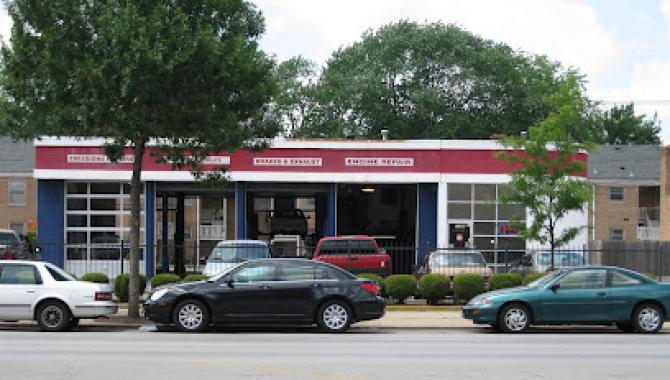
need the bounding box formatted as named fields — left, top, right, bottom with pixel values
left=555, top=269, right=607, bottom=289
left=8, top=179, right=27, bottom=206
left=608, top=228, right=624, bottom=241
left=609, top=187, right=624, bottom=202
left=0, top=263, right=43, bottom=285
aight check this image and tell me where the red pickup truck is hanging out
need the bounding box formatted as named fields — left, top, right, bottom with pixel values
left=312, top=236, right=391, bottom=276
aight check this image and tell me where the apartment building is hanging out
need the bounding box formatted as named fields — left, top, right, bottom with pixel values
left=0, top=137, right=37, bottom=235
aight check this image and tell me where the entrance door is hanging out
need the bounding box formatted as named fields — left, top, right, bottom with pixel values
left=449, top=223, right=472, bottom=248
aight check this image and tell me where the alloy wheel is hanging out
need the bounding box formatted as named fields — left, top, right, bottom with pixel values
left=178, top=303, right=204, bottom=330
left=504, top=308, right=528, bottom=332
left=41, top=305, right=64, bottom=329
left=637, top=306, right=661, bottom=332
left=322, top=303, right=349, bottom=330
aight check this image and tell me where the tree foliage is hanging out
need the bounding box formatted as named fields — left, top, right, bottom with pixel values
left=1, top=0, right=278, bottom=318
left=277, top=21, right=590, bottom=140
left=497, top=74, right=592, bottom=268
left=594, top=103, right=661, bottom=145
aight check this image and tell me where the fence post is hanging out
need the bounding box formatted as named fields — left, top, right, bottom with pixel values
left=120, top=239, right=125, bottom=275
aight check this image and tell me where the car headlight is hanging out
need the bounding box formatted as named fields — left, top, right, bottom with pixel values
left=150, top=288, right=169, bottom=301
left=469, top=297, right=493, bottom=306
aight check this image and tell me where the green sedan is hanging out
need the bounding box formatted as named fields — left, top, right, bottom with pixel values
left=463, top=266, right=669, bottom=333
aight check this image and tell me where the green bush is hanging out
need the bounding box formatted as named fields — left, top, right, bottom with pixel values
left=453, top=274, right=485, bottom=303
left=114, top=273, right=147, bottom=302
left=384, top=275, right=417, bottom=304
left=80, top=272, right=110, bottom=283
left=417, top=274, right=450, bottom=305
left=523, top=273, right=546, bottom=285
left=357, top=273, right=385, bottom=294
left=182, top=274, right=210, bottom=282
left=488, top=273, right=522, bottom=291
left=151, top=273, right=182, bottom=288
left=643, top=272, right=657, bottom=280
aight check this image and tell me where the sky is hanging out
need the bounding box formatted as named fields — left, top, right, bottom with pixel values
left=1, top=1, right=670, bottom=142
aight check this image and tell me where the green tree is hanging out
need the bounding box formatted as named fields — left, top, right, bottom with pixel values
left=289, top=21, right=587, bottom=139
left=1, top=0, right=278, bottom=319
left=275, top=56, right=318, bottom=137
left=595, top=103, right=661, bottom=145
left=497, top=74, right=592, bottom=269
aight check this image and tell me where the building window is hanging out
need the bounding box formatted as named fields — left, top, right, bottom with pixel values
left=609, top=229, right=624, bottom=241
left=609, top=187, right=624, bottom=202
left=8, top=180, right=26, bottom=205
left=9, top=222, right=24, bottom=234
left=64, top=182, right=145, bottom=263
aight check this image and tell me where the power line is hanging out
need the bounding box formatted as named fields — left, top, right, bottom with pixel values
left=595, top=100, right=670, bottom=106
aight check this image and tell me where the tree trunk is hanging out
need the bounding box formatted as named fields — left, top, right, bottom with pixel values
left=128, top=138, right=146, bottom=319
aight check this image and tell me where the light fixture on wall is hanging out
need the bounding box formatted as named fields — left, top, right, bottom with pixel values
left=361, top=186, right=375, bottom=193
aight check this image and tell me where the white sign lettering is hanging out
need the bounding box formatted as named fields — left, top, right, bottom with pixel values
left=253, top=157, right=322, bottom=167
left=345, top=157, right=414, bottom=167
left=67, top=154, right=134, bottom=164
left=202, top=156, right=231, bottom=165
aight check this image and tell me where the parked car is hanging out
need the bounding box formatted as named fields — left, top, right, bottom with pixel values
left=202, top=240, right=271, bottom=276
left=0, top=229, right=35, bottom=260
left=463, top=266, right=670, bottom=333
left=312, top=236, right=391, bottom=276
left=416, top=250, right=492, bottom=279
left=0, top=260, right=117, bottom=331
left=509, top=250, right=586, bottom=275
left=144, top=258, right=385, bottom=332
left=270, top=209, right=308, bottom=237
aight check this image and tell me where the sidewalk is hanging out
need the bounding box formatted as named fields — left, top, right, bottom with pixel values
left=89, top=307, right=476, bottom=329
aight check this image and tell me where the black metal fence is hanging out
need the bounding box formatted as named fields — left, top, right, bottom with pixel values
left=29, top=240, right=670, bottom=280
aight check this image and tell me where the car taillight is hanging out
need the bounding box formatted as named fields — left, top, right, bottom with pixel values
left=360, top=282, right=380, bottom=295
left=95, top=292, right=112, bottom=301
left=3, top=251, right=14, bottom=260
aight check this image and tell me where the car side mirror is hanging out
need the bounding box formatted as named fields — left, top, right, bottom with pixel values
left=550, top=283, right=560, bottom=292
left=226, top=278, right=235, bottom=288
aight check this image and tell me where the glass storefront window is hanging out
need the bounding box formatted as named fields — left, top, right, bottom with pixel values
left=474, top=184, right=496, bottom=201
left=474, top=203, right=496, bottom=220
left=447, top=203, right=471, bottom=219
left=448, top=184, right=471, bottom=201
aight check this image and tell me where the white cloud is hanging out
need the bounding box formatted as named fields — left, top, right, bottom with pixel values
left=661, top=0, right=670, bottom=39
left=0, top=5, right=10, bottom=45
left=254, top=0, right=620, bottom=82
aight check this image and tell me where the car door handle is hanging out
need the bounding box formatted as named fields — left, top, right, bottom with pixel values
left=26, top=290, right=36, bottom=293
left=260, top=284, right=272, bottom=289
left=597, top=291, right=606, bottom=297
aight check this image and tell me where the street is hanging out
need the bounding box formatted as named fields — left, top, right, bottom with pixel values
left=0, top=326, right=668, bottom=380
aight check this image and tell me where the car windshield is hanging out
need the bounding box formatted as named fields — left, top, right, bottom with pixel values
left=538, top=252, right=584, bottom=266
left=0, top=232, right=19, bottom=245
left=527, top=269, right=567, bottom=287
left=209, top=262, right=247, bottom=281
left=208, top=245, right=269, bottom=263
left=429, top=252, right=486, bottom=267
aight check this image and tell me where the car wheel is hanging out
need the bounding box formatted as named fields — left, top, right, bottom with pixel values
left=632, top=303, right=664, bottom=333
left=615, top=322, right=633, bottom=333
left=36, top=300, right=72, bottom=332
left=317, top=300, right=352, bottom=333
left=497, top=303, right=531, bottom=333
left=173, top=299, right=210, bottom=332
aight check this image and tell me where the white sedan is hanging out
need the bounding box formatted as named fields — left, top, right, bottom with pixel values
left=0, top=260, right=118, bottom=331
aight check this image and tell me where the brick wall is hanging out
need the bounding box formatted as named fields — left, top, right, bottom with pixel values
left=0, top=177, right=37, bottom=233
left=592, top=184, right=639, bottom=241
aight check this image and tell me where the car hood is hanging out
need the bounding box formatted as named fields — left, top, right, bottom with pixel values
left=469, top=286, right=536, bottom=304
left=161, top=280, right=208, bottom=293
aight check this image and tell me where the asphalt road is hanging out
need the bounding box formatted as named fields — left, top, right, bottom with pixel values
left=0, top=326, right=669, bottom=380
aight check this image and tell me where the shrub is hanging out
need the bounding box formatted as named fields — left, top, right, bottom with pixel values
left=80, top=272, right=110, bottom=283
left=643, top=272, right=657, bottom=280
left=357, top=273, right=385, bottom=294
left=488, top=273, right=522, bottom=291
left=183, top=274, right=210, bottom=282
left=417, top=274, right=450, bottom=305
left=523, top=273, right=546, bottom=285
left=384, top=275, right=417, bottom=304
left=151, top=273, right=182, bottom=288
left=453, top=274, right=484, bottom=303
left=114, top=273, right=147, bottom=302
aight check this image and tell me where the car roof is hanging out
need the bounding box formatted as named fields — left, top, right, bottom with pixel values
left=319, top=235, right=375, bottom=241
left=430, top=250, right=482, bottom=254
left=0, top=260, right=44, bottom=265
left=0, top=229, right=18, bottom=234
left=215, top=240, right=269, bottom=247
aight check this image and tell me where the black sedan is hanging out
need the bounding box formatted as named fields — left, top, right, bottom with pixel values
left=144, top=258, right=385, bottom=332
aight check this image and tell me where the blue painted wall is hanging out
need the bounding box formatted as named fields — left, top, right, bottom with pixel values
left=37, top=180, right=65, bottom=268
left=417, top=183, right=438, bottom=265
left=144, top=181, right=155, bottom=277
left=235, top=182, right=246, bottom=239
left=324, top=184, right=337, bottom=236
